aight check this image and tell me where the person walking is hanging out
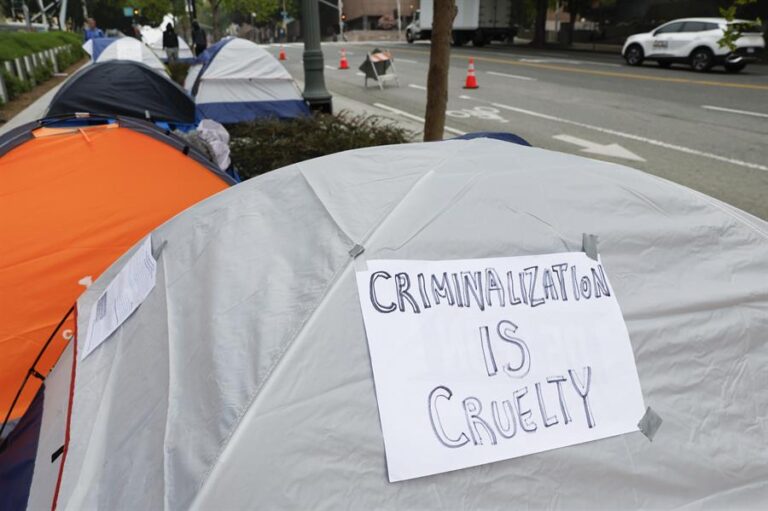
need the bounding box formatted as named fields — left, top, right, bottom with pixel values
left=163, top=23, right=180, bottom=64
left=192, top=21, right=208, bottom=57
left=83, top=18, right=104, bottom=41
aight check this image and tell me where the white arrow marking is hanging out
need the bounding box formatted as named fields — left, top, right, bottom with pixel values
left=553, top=134, right=646, bottom=162
left=408, top=84, right=427, bottom=91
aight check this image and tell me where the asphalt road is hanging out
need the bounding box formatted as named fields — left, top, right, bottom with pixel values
left=278, top=41, right=768, bottom=220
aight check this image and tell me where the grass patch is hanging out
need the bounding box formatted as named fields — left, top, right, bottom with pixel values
left=229, top=112, right=411, bottom=179
left=0, top=31, right=82, bottom=61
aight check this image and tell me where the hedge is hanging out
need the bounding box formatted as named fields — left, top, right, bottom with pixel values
left=0, top=31, right=82, bottom=61
left=229, top=112, right=411, bottom=179
left=0, top=33, right=84, bottom=104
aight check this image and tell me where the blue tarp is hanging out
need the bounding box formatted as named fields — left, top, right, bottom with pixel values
left=197, top=100, right=311, bottom=124
left=89, top=37, right=118, bottom=61
left=0, top=387, right=45, bottom=511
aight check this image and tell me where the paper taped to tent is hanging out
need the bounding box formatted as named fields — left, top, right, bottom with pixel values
left=185, top=37, right=310, bottom=123
left=82, top=37, right=167, bottom=75
left=45, top=61, right=197, bottom=129
left=0, top=116, right=233, bottom=445
left=3, top=137, right=766, bottom=509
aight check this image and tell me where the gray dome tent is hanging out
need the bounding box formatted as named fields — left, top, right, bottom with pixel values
left=14, top=139, right=768, bottom=509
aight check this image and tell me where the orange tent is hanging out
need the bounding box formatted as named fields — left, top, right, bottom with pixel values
left=0, top=117, right=233, bottom=423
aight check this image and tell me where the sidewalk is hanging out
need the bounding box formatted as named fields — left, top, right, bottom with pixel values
left=295, top=79, right=459, bottom=141
left=0, top=82, right=63, bottom=136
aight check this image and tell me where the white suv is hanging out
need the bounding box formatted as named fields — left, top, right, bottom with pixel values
left=622, top=18, right=765, bottom=72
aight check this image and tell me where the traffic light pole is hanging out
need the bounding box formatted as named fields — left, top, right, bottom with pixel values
left=301, top=0, right=333, bottom=113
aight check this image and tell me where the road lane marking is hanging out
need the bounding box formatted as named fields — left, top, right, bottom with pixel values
left=408, top=84, right=427, bottom=90
left=486, top=71, right=536, bottom=81
left=521, top=57, right=622, bottom=68
left=392, top=47, right=768, bottom=91
left=394, top=58, right=420, bottom=64
left=447, top=106, right=508, bottom=123
left=356, top=72, right=366, bottom=77
left=553, top=134, right=645, bottom=161
left=373, top=103, right=467, bottom=135
left=458, top=95, right=768, bottom=172
left=325, top=65, right=336, bottom=70
left=702, top=105, right=768, bottom=119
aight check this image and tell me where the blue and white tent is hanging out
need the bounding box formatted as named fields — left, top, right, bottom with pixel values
left=185, top=38, right=309, bottom=124
left=83, top=37, right=168, bottom=76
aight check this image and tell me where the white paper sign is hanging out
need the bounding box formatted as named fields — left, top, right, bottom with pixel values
left=355, top=252, right=645, bottom=482
left=81, top=236, right=157, bottom=360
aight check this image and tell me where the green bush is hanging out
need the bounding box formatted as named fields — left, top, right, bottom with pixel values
left=54, top=45, right=85, bottom=70
left=32, top=62, right=53, bottom=84
left=1, top=68, right=32, bottom=101
left=0, top=31, right=82, bottom=61
left=0, top=32, right=84, bottom=104
left=229, top=112, right=411, bottom=179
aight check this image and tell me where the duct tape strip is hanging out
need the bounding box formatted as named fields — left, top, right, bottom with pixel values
left=349, top=244, right=365, bottom=259
left=349, top=244, right=368, bottom=271
left=582, top=233, right=599, bottom=261
left=637, top=406, right=663, bottom=441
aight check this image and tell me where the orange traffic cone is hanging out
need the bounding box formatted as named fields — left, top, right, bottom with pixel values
left=463, top=57, right=479, bottom=89
left=279, top=45, right=287, bottom=61
left=339, top=48, right=349, bottom=70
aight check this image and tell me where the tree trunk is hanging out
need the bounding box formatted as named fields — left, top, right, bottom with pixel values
left=423, top=0, right=456, bottom=142
left=532, top=0, right=548, bottom=48
left=212, top=1, right=221, bottom=42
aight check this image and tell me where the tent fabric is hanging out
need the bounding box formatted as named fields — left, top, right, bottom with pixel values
left=455, top=131, right=532, bottom=146
left=0, top=387, right=44, bottom=511
left=140, top=26, right=195, bottom=62
left=183, top=63, right=202, bottom=92
left=33, top=139, right=768, bottom=509
left=24, top=341, right=73, bottom=511
left=0, top=117, right=233, bottom=423
left=81, top=38, right=116, bottom=61
left=186, top=37, right=309, bottom=123
left=196, top=100, right=311, bottom=123
left=46, top=61, right=197, bottom=125
left=84, top=37, right=168, bottom=75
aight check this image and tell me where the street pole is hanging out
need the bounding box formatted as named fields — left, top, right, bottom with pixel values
left=59, top=0, right=68, bottom=30
left=339, top=0, right=344, bottom=41
left=396, top=0, right=402, bottom=41
left=301, top=0, right=332, bottom=113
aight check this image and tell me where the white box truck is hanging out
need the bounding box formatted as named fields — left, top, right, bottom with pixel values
left=406, top=0, right=516, bottom=46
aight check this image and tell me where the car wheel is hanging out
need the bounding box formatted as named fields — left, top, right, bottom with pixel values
left=657, top=61, right=671, bottom=68
left=625, top=44, right=644, bottom=66
left=724, top=62, right=746, bottom=73
left=690, top=47, right=714, bottom=72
